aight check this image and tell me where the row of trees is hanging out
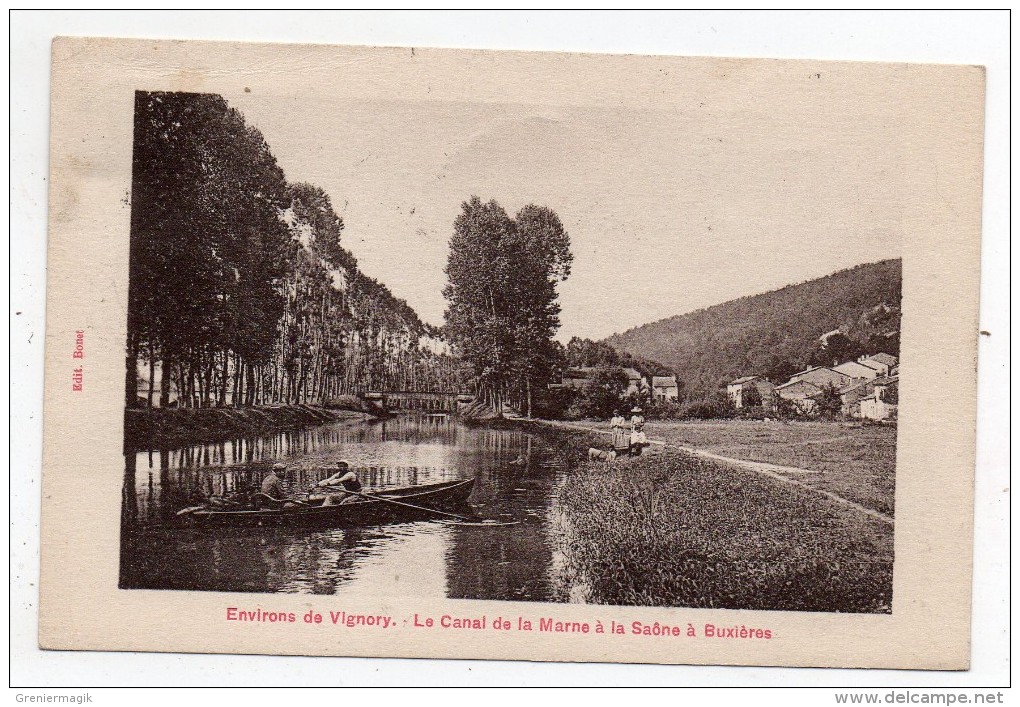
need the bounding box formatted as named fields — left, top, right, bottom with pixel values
left=126, top=91, right=458, bottom=409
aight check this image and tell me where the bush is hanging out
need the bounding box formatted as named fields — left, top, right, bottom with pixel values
left=575, top=366, right=629, bottom=419
left=680, top=400, right=724, bottom=420
left=324, top=394, right=371, bottom=412
left=620, top=390, right=651, bottom=414
left=814, top=382, right=844, bottom=419
left=534, top=386, right=577, bottom=420
left=774, top=396, right=806, bottom=420
left=647, top=399, right=684, bottom=420
left=679, top=391, right=736, bottom=420
left=736, top=404, right=767, bottom=420
left=741, top=384, right=763, bottom=408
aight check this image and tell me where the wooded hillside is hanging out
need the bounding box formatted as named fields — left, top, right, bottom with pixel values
left=604, top=259, right=902, bottom=398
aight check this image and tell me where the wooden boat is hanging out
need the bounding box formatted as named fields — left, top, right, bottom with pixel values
left=176, top=478, right=475, bottom=529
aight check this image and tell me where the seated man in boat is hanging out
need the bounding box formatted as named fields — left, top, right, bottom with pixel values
left=259, top=462, right=300, bottom=509
left=316, top=460, right=363, bottom=506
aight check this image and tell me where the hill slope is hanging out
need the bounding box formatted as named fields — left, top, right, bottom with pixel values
left=604, top=259, right=902, bottom=398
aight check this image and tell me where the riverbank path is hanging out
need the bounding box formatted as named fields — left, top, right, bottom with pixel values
left=531, top=419, right=895, bottom=526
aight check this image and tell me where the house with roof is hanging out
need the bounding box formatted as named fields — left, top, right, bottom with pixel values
left=651, top=375, right=679, bottom=402
left=859, top=375, right=899, bottom=420
left=775, top=379, right=823, bottom=414
left=726, top=376, right=757, bottom=405
left=788, top=366, right=855, bottom=390
left=558, top=366, right=648, bottom=396
left=837, top=378, right=884, bottom=417
left=558, top=368, right=592, bottom=390
left=727, top=376, right=777, bottom=411
left=621, top=367, right=647, bottom=396
left=833, top=360, right=883, bottom=381
left=858, top=353, right=898, bottom=377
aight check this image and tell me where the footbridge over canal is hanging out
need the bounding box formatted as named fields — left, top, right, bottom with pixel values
left=363, top=391, right=474, bottom=413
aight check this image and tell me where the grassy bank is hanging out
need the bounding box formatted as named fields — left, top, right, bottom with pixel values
left=510, top=420, right=894, bottom=613
left=556, top=446, right=893, bottom=612
left=579, top=419, right=897, bottom=517
left=124, top=404, right=372, bottom=451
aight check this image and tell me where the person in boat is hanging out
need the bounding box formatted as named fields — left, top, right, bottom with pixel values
left=610, top=409, right=629, bottom=455
left=629, top=406, right=648, bottom=456
left=260, top=462, right=299, bottom=509
left=316, top=459, right=363, bottom=506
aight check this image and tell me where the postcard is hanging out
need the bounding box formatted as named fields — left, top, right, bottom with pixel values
left=40, top=37, right=985, bottom=668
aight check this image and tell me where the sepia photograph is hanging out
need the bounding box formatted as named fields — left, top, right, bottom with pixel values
left=121, top=74, right=902, bottom=614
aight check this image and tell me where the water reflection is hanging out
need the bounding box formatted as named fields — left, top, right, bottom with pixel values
left=120, top=415, right=577, bottom=601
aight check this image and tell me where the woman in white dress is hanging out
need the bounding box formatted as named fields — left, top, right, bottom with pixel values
left=610, top=409, right=629, bottom=455
left=629, top=407, right=647, bottom=456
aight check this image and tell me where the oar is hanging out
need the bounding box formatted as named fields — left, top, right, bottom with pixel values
left=344, top=489, right=517, bottom=526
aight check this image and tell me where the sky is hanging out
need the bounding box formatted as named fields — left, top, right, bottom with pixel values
left=225, top=49, right=907, bottom=341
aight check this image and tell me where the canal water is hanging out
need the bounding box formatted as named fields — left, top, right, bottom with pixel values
left=120, top=415, right=580, bottom=601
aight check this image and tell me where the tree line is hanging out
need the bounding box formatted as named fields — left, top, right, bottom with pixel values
left=125, top=91, right=458, bottom=409
left=442, top=197, right=572, bottom=417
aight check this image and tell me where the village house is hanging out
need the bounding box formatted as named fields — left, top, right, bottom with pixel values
left=728, top=352, right=899, bottom=419
left=622, top=368, right=647, bottom=396
left=774, top=379, right=822, bottom=414
left=556, top=366, right=648, bottom=396
left=835, top=379, right=871, bottom=417
left=726, top=376, right=777, bottom=411
left=558, top=368, right=591, bottom=390
left=859, top=375, right=898, bottom=420
left=651, top=375, right=679, bottom=402
left=788, top=365, right=855, bottom=390
left=726, top=376, right=755, bottom=407
left=832, top=360, right=882, bottom=381
left=858, top=352, right=897, bottom=377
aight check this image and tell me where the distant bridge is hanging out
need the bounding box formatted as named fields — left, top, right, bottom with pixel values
left=363, top=391, right=474, bottom=413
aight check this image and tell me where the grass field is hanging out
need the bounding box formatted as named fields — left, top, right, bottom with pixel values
left=555, top=443, right=894, bottom=612
left=580, top=419, right=897, bottom=517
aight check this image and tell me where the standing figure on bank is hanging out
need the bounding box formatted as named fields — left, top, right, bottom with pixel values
left=629, top=406, right=647, bottom=456
left=610, top=409, right=629, bottom=456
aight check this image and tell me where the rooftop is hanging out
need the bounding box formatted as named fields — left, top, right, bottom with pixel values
left=864, top=352, right=898, bottom=367
left=775, top=379, right=822, bottom=392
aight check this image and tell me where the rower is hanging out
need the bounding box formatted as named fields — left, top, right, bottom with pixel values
left=316, top=459, right=363, bottom=506
left=259, top=462, right=298, bottom=509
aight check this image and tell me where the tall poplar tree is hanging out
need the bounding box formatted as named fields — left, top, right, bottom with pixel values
left=127, top=91, right=292, bottom=408
left=442, top=196, right=571, bottom=415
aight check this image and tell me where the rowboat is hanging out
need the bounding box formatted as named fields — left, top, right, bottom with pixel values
left=176, top=478, right=475, bottom=528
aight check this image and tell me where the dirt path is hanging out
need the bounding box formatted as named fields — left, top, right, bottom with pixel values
left=534, top=419, right=895, bottom=526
